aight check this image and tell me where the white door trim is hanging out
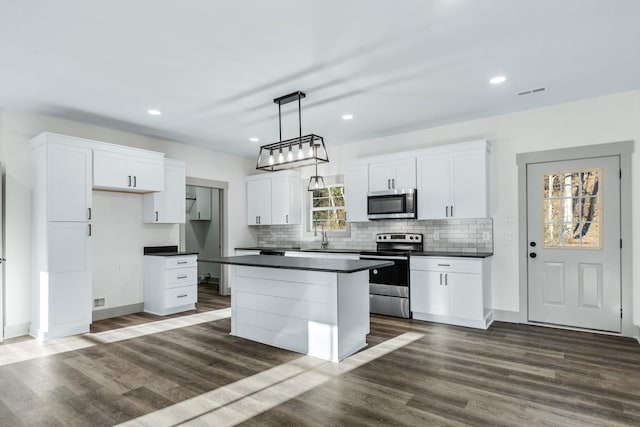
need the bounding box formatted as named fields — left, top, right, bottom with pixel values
left=516, top=141, right=634, bottom=337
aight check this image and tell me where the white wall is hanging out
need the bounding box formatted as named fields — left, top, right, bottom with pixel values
left=0, top=109, right=255, bottom=337
left=318, top=90, right=640, bottom=325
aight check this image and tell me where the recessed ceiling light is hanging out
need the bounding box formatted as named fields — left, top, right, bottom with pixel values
left=489, top=76, right=506, bottom=85
left=342, top=114, right=354, bottom=120
left=249, top=137, right=259, bottom=142
left=147, top=109, right=162, bottom=115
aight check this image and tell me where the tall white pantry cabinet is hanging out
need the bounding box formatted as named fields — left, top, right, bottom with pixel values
left=30, top=134, right=94, bottom=340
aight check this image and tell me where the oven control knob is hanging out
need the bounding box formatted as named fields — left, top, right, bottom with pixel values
left=372, top=269, right=378, bottom=275
left=409, top=236, right=413, bottom=240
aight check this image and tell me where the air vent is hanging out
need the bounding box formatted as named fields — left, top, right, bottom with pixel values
left=518, top=86, right=547, bottom=96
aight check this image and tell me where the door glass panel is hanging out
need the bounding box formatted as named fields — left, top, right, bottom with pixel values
left=542, top=169, right=601, bottom=249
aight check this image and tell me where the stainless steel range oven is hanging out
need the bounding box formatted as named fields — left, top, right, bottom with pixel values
left=360, top=233, right=423, bottom=318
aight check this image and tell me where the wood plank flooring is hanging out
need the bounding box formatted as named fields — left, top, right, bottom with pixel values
left=1, top=285, right=639, bottom=426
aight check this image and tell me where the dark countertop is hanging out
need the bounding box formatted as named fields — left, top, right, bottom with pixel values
left=411, top=251, right=493, bottom=258
left=236, top=247, right=493, bottom=258
left=201, top=255, right=393, bottom=273
left=235, top=246, right=368, bottom=253
left=144, top=251, right=199, bottom=257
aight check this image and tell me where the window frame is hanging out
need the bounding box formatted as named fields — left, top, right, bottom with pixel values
left=303, top=175, right=350, bottom=237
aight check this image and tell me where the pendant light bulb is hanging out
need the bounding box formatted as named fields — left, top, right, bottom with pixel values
left=314, top=177, right=319, bottom=189
left=277, top=149, right=284, bottom=163
left=287, top=146, right=294, bottom=161
left=268, top=149, right=274, bottom=165
left=308, top=143, right=314, bottom=157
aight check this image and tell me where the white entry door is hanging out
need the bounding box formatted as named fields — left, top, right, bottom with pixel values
left=527, top=156, right=621, bottom=332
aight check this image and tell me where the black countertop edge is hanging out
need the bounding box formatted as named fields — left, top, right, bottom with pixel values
left=144, top=251, right=199, bottom=257
left=235, top=247, right=369, bottom=253
left=411, top=251, right=493, bottom=258
left=200, top=256, right=393, bottom=273
left=235, top=247, right=493, bottom=258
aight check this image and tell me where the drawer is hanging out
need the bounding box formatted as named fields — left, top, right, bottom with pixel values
left=165, top=267, right=197, bottom=288
left=410, top=257, right=482, bottom=274
left=164, top=256, right=197, bottom=269
left=165, top=285, right=197, bottom=308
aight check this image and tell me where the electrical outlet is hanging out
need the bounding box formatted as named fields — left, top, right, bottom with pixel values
left=93, top=298, right=105, bottom=308
left=433, top=231, right=439, bottom=241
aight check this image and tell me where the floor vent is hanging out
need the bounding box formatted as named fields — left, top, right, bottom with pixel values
left=518, top=86, right=547, bottom=96
left=93, top=298, right=105, bottom=307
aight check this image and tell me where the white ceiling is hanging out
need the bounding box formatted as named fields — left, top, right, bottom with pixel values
left=1, top=0, right=639, bottom=158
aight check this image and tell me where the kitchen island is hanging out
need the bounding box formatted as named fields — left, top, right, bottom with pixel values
left=203, top=255, right=392, bottom=362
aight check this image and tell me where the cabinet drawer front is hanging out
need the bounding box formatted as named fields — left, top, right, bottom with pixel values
left=165, top=285, right=197, bottom=308
left=165, top=267, right=197, bottom=288
left=410, top=257, right=482, bottom=274
left=164, top=256, right=197, bottom=269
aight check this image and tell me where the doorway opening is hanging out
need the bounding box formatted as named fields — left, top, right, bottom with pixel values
left=517, top=141, right=633, bottom=336
left=181, top=177, right=229, bottom=296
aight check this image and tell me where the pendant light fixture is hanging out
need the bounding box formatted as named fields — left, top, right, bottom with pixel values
left=256, top=91, right=329, bottom=178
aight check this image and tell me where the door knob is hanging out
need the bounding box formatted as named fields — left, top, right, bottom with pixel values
left=529, top=252, right=537, bottom=258
left=530, top=241, right=537, bottom=247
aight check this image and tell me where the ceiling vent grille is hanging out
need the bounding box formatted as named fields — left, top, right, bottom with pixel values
left=518, top=86, right=547, bottom=96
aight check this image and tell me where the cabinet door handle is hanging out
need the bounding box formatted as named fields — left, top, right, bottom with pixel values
left=255, top=216, right=258, bottom=224
left=258, top=216, right=260, bottom=224
left=88, top=208, right=92, bottom=220
left=439, top=273, right=442, bottom=285
left=392, top=178, right=395, bottom=189
left=88, top=224, right=92, bottom=236
left=155, top=211, right=159, bottom=222
left=445, top=273, right=448, bottom=286
left=177, top=294, right=188, bottom=298
left=198, top=212, right=201, bottom=219
left=450, top=205, right=454, bottom=217
left=133, top=176, right=137, bottom=188
left=128, top=175, right=132, bottom=187
left=177, top=261, right=188, bottom=264
left=387, top=179, right=391, bottom=189
left=437, top=263, right=450, bottom=267
left=286, top=214, right=288, bottom=223
left=177, top=275, right=188, bottom=279
left=446, top=206, right=449, bottom=217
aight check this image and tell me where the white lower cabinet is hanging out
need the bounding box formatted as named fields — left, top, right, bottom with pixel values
left=410, top=257, right=492, bottom=329
left=144, top=255, right=198, bottom=315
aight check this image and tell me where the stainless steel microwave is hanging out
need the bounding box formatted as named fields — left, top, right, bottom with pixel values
left=367, top=189, right=417, bottom=220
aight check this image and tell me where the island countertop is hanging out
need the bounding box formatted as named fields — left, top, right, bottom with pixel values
left=201, top=255, right=393, bottom=273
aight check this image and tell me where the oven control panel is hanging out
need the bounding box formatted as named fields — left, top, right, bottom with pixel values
left=376, top=233, right=422, bottom=243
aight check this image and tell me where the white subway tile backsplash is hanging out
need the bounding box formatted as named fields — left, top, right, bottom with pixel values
left=256, top=218, right=493, bottom=252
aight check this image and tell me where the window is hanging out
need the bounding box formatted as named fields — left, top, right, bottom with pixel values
left=542, top=168, right=602, bottom=249
left=309, top=184, right=346, bottom=232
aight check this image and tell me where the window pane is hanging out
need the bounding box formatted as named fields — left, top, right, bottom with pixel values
left=542, top=168, right=601, bottom=249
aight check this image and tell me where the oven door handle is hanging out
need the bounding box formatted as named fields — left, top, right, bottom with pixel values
left=360, top=255, right=408, bottom=260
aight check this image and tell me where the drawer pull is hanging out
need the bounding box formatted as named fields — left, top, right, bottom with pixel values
left=177, top=261, right=188, bottom=264
left=177, top=275, right=188, bottom=279
left=437, top=263, right=450, bottom=267
left=177, top=294, right=188, bottom=298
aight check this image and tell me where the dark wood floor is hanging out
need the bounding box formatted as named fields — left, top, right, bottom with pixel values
left=1, top=285, right=639, bottom=426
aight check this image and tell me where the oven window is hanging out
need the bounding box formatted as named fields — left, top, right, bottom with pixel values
left=368, top=196, right=405, bottom=214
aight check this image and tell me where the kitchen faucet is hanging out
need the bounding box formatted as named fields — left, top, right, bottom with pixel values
left=321, top=225, right=329, bottom=248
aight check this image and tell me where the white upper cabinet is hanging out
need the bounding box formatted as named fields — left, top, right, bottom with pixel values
left=247, top=178, right=271, bottom=225
left=368, top=158, right=416, bottom=191
left=93, top=146, right=164, bottom=193
left=417, top=140, right=490, bottom=219
left=189, top=186, right=212, bottom=221
left=47, top=142, right=92, bottom=222
left=271, top=174, right=301, bottom=225
left=344, top=164, right=369, bottom=222
left=143, top=159, right=186, bottom=223
left=246, top=170, right=301, bottom=226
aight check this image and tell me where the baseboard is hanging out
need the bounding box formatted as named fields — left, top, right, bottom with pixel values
left=633, top=325, right=640, bottom=344
left=492, top=309, right=520, bottom=323
left=4, top=322, right=30, bottom=339
left=92, top=303, right=144, bottom=321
